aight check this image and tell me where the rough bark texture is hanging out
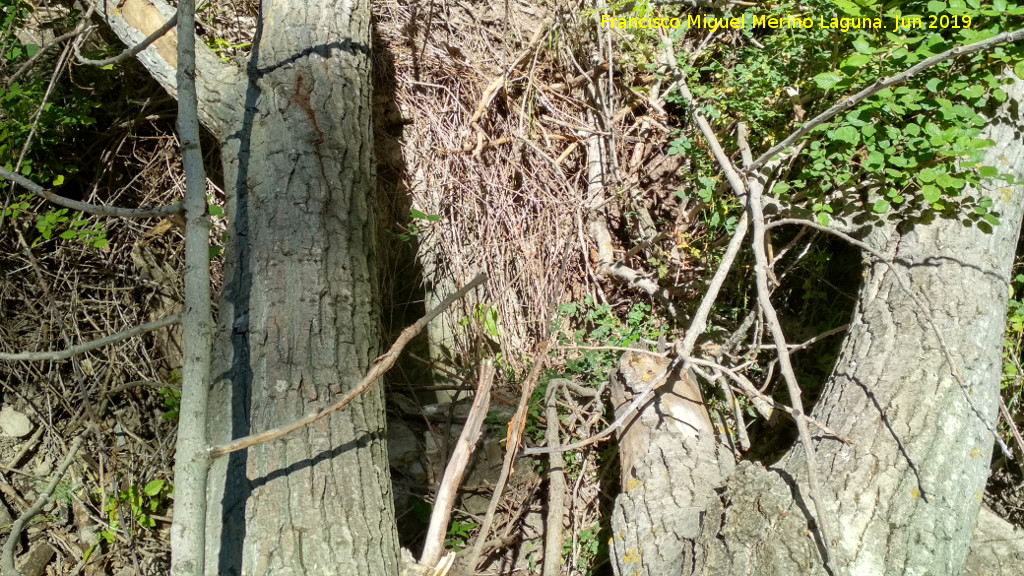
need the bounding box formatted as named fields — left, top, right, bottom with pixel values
left=610, top=79, right=1024, bottom=575
left=205, top=1, right=398, bottom=574
left=91, top=0, right=399, bottom=574
left=609, top=352, right=733, bottom=576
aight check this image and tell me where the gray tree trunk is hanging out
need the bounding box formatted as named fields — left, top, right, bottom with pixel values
left=609, top=79, right=1024, bottom=576
left=90, top=1, right=399, bottom=574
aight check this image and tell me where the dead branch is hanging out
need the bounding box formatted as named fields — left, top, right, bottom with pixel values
left=462, top=338, right=549, bottom=574
left=0, top=167, right=182, bottom=219
left=0, top=435, right=85, bottom=576
left=419, top=361, right=495, bottom=569
left=74, top=9, right=178, bottom=67
left=208, top=273, right=487, bottom=459
left=0, top=313, right=181, bottom=362
left=750, top=27, right=1024, bottom=171
left=543, top=378, right=568, bottom=576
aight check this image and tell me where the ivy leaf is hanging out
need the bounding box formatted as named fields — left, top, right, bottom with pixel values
left=873, top=199, right=891, bottom=213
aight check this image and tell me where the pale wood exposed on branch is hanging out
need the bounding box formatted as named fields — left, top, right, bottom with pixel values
left=74, top=10, right=179, bottom=67
left=418, top=361, right=494, bottom=570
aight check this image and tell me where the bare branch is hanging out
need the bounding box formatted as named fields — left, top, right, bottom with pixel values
left=750, top=26, right=1024, bottom=171
left=1, top=435, right=85, bottom=576
left=5, top=6, right=96, bottom=88
left=543, top=378, right=568, bottom=576
left=208, top=273, right=488, bottom=459
left=747, top=177, right=839, bottom=573
left=689, top=358, right=850, bottom=443
left=419, top=361, right=494, bottom=568
left=169, top=1, right=213, bottom=574
left=74, top=11, right=178, bottom=67
left=0, top=313, right=182, bottom=362
left=464, top=338, right=550, bottom=573
left=0, top=167, right=182, bottom=219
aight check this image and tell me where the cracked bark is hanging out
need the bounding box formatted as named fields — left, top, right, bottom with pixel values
left=88, top=0, right=399, bottom=574
left=609, top=79, right=1024, bottom=576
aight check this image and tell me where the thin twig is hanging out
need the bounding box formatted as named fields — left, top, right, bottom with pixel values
left=208, top=273, right=487, bottom=459
left=1, top=436, right=85, bottom=576
left=749, top=26, right=1024, bottom=171
left=4, top=6, right=96, bottom=88
left=0, top=167, right=182, bottom=219
left=748, top=178, right=839, bottom=573
left=463, top=338, right=550, bottom=573
left=0, top=314, right=181, bottom=362
left=419, top=361, right=494, bottom=568
left=543, top=379, right=568, bottom=576
left=689, top=358, right=850, bottom=443
left=999, top=398, right=1024, bottom=461
left=74, top=11, right=179, bottom=67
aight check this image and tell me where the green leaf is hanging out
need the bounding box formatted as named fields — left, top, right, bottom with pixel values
left=813, top=72, right=844, bottom=90
left=773, top=182, right=791, bottom=195
left=921, top=184, right=942, bottom=203
left=1015, top=61, right=1024, bottom=81
left=144, top=480, right=165, bottom=497
left=864, top=151, right=885, bottom=170
left=409, top=208, right=427, bottom=220
left=816, top=212, right=830, bottom=226
left=852, top=39, right=873, bottom=54
left=833, top=126, right=860, bottom=145
left=842, top=54, right=871, bottom=69
left=978, top=165, right=999, bottom=178
left=873, top=199, right=890, bottom=213
left=833, top=0, right=864, bottom=16
left=208, top=204, right=223, bottom=217
left=962, top=85, right=984, bottom=99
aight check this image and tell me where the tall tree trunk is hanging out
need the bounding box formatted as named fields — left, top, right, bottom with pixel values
left=89, top=1, right=400, bottom=574
left=609, top=80, right=1024, bottom=576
